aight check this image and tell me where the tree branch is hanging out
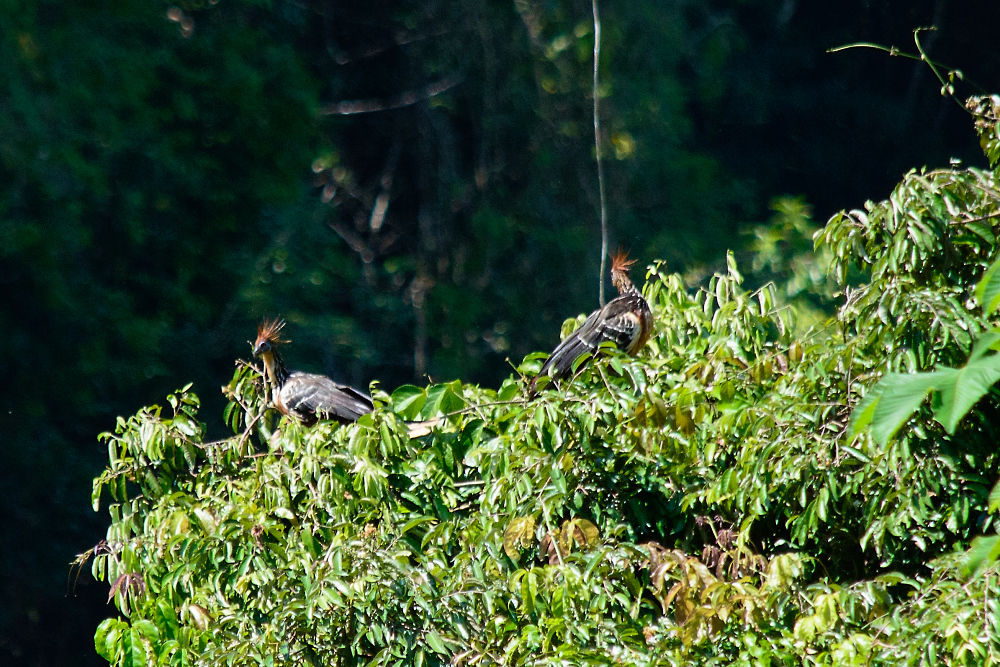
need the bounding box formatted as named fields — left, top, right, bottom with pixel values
left=320, top=75, right=464, bottom=115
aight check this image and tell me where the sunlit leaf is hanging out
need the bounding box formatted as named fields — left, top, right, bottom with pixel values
left=975, top=257, right=1000, bottom=316
left=931, top=356, right=1000, bottom=433
left=849, top=372, right=938, bottom=445
left=391, top=385, right=426, bottom=420
left=503, top=516, right=537, bottom=560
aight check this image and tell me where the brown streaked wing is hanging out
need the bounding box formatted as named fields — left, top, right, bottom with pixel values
left=279, top=372, right=374, bottom=424
left=538, top=293, right=647, bottom=381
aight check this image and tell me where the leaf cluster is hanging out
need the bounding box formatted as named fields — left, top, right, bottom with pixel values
left=86, top=107, right=1000, bottom=666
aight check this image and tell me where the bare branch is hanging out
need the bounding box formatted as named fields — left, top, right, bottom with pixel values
left=328, top=220, right=368, bottom=254
left=320, top=75, right=464, bottom=115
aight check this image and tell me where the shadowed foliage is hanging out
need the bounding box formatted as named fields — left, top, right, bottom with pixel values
left=88, top=104, right=1000, bottom=663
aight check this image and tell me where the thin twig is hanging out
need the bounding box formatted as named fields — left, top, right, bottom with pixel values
left=539, top=496, right=565, bottom=567
left=593, top=0, right=608, bottom=306
left=320, top=74, right=463, bottom=115
left=950, top=211, right=1000, bottom=225
left=829, top=27, right=980, bottom=109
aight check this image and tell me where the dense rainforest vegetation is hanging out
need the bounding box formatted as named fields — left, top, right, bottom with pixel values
left=90, top=99, right=1000, bottom=664
left=3, top=0, right=1000, bottom=664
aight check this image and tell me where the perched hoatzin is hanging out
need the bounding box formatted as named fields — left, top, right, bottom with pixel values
left=532, top=251, right=653, bottom=393
left=252, top=318, right=373, bottom=425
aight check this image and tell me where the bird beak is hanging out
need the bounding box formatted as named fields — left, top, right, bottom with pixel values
left=252, top=341, right=269, bottom=357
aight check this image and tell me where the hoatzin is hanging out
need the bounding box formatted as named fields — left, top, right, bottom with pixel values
left=532, top=251, right=653, bottom=393
left=253, top=318, right=373, bottom=425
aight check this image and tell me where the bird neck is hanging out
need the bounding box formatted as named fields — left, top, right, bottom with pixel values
left=261, top=350, right=290, bottom=389
left=611, top=271, right=638, bottom=296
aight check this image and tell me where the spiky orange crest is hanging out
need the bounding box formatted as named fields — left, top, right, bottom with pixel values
left=255, top=318, right=289, bottom=348
left=610, top=250, right=638, bottom=294
left=610, top=249, right=637, bottom=276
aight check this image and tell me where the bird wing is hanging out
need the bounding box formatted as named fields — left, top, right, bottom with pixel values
left=537, top=293, right=651, bottom=382
left=280, top=372, right=374, bottom=423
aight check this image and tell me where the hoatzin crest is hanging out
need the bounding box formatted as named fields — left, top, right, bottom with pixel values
left=253, top=318, right=373, bottom=425
left=532, top=250, right=653, bottom=393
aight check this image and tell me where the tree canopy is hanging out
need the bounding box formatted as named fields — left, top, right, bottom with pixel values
left=86, top=99, right=1000, bottom=665
left=4, top=0, right=1000, bottom=663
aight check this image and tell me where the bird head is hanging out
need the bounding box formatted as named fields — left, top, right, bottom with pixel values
left=610, top=249, right=637, bottom=293
left=253, top=318, right=288, bottom=357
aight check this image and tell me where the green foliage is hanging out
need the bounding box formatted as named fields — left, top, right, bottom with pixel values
left=6, top=0, right=1000, bottom=662
left=1, top=0, right=318, bottom=659
left=87, top=124, right=1000, bottom=662
left=969, top=96, right=1000, bottom=167
left=847, top=226, right=1000, bottom=445
left=849, top=330, right=1000, bottom=444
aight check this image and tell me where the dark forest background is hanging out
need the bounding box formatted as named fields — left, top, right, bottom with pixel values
left=1, top=0, right=998, bottom=664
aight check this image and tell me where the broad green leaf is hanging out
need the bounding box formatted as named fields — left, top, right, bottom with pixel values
left=132, top=619, right=159, bottom=643
left=976, top=257, right=1000, bottom=316
left=990, top=480, right=1000, bottom=514
left=440, top=386, right=465, bottom=414
left=522, top=571, right=537, bottom=614
left=560, top=316, right=584, bottom=339
left=223, top=400, right=239, bottom=433
left=420, top=384, right=448, bottom=419
left=764, top=553, right=805, bottom=590
left=391, top=385, right=426, bottom=420
left=300, top=528, right=319, bottom=557
left=498, top=380, right=519, bottom=401
left=425, top=631, right=448, bottom=655
left=849, top=372, right=938, bottom=445
left=571, top=351, right=594, bottom=374
left=931, top=355, right=1000, bottom=433
left=609, top=355, right=624, bottom=375
left=874, top=572, right=918, bottom=588
left=123, top=626, right=148, bottom=667
left=962, top=534, right=1000, bottom=578
left=95, top=618, right=123, bottom=660
left=967, top=329, right=1000, bottom=362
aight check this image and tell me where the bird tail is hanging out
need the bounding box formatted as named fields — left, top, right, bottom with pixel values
left=529, top=331, right=593, bottom=396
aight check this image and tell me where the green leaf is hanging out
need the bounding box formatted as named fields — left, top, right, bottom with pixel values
left=522, top=571, right=537, bottom=614
left=132, top=619, right=159, bottom=643
left=989, top=480, right=1000, bottom=514
left=967, top=330, right=1000, bottom=362
left=930, top=355, right=1000, bottom=433
left=976, top=257, right=1000, bottom=316
left=963, top=535, right=1000, bottom=578
left=400, top=515, right=435, bottom=535
left=123, top=626, right=148, bottom=667
left=420, top=385, right=448, bottom=419
left=849, top=372, right=938, bottom=445
left=300, top=528, right=319, bottom=557
left=498, top=381, right=519, bottom=401
left=854, top=337, right=1000, bottom=442
left=391, top=385, right=426, bottom=420
left=571, top=351, right=594, bottom=374
left=425, top=631, right=448, bottom=655
left=440, top=386, right=466, bottom=414
left=609, top=355, right=624, bottom=375
left=726, top=250, right=743, bottom=284
left=95, top=618, right=123, bottom=660
left=764, top=553, right=805, bottom=590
